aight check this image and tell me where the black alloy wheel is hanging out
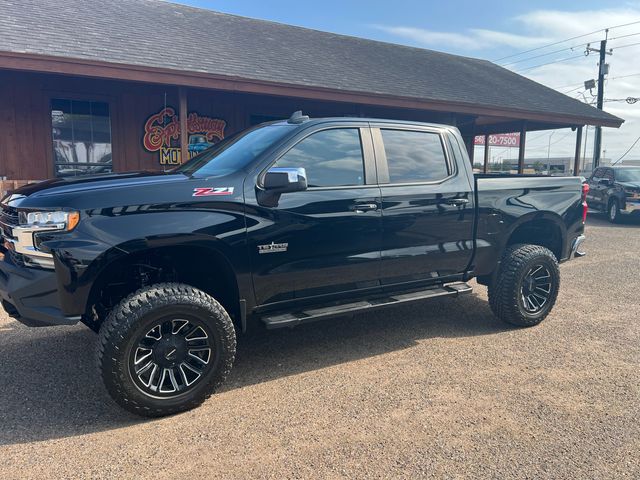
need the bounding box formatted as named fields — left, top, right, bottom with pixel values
left=98, top=283, right=236, bottom=417
left=488, top=244, right=560, bottom=327
left=519, top=264, right=552, bottom=314
left=130, top=317, right=215, bottom=398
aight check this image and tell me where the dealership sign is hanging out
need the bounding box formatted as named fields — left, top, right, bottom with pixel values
left=474, top=133, right=520, bottom=147
left=143, top=107, right=226, bottom=165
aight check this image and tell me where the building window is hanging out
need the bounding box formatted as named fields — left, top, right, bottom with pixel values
left=51, top=99, right=112, bottom=177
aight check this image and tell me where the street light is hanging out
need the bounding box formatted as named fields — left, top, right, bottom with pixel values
left=547, top=131, right=555, bottom=174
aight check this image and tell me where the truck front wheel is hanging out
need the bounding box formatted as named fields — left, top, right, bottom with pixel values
left=97, top=283, right=236, bottom=417
left=488, top=244, right=560, bottom=327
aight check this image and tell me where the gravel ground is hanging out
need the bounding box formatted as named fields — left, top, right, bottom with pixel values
left=0, top=214, right=638, bottom=479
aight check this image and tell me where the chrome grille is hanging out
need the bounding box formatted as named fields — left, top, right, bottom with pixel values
left=0, top=203, right=24, bottom=266
left=1, top=203, right=57, bottom=269
left=0, top=204, right=18, bottom=238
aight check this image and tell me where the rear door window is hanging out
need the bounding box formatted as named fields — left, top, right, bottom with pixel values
left=381, top=129, right=450, bottom=183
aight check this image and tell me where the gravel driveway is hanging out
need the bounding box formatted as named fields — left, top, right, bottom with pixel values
left=0, top=215, right=638, bottom=479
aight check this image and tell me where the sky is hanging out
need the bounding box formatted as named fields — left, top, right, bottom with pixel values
left=176, top=0, right=640, bottom=164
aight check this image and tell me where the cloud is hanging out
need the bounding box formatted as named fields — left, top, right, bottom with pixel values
left=513, top=8, right=640, bottom=161
left=515, top=8, right=640, bottom=36
left=371, top=25, right=549, bottom=50
left=470, top=29, right=550, bottom=48
left=372, top=7, right=640, bottom=162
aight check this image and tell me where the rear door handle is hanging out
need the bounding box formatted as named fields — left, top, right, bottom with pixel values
left=352, top=203, right=378, bottom=213
left=446, top=198, right=469, bottom=206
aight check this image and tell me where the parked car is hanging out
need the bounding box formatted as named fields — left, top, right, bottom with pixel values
left=0, top=113, right=588, bottom=416
left=586, top=165, right=640, bottom=222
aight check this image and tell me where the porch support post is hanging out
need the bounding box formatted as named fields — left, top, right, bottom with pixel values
left=517, top=122, right=527, bottom=174
left=179, top=87, right=188, bottom=164
left=483, top=134, right=490, bottom=173
left=465, top=136, right=475, bottom=164
left=573, top=126, right=583, bottom=176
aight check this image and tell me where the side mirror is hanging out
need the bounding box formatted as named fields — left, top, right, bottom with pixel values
left=598, top=178, right=611, bottom=186
left=257, top=167, right=307, bottom=207
left=263, top=167, right=307, bottom=193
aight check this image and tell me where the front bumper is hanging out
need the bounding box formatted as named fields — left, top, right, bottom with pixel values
left=623, top=200, right=640, bottom=214
left=0, top=254, right=80, bottom=327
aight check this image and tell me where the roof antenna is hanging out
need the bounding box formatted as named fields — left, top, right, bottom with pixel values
left=287, top=110, right=309, bottom=124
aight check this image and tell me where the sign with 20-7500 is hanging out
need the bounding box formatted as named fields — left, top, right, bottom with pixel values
left=474, top=133, right=520, bottom=147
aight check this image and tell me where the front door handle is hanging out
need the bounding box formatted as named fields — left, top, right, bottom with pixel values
left=446, top=198, right=469, bottom=206
left=352, top=203, right=378, bottom=213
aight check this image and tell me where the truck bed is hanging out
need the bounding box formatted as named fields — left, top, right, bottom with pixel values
left=472, top=174, right=585, bottom=277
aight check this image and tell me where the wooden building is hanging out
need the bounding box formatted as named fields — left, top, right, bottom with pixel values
left=0, top=0, right=623, bottom=192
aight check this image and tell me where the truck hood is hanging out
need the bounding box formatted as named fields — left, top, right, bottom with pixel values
left=7, top=171, right=188, bottom=199
left=618, top=181, right=640, bottom=190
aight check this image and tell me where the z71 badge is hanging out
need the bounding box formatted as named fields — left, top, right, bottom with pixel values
left=192, top=187, right=234, bottom=197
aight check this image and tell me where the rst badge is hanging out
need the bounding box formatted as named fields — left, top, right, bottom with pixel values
left=192, top=187, right=234, bottom=197
left=258, top=242, right=289, bottom=254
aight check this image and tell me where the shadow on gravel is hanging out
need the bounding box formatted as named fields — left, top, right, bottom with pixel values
left=0, top=292, right=509, bottom=445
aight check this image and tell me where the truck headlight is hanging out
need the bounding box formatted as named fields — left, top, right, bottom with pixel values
left=18, top=210, right=80, bottom=231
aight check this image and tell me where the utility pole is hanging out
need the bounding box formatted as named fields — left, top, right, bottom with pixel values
left=586, top=31, right=612, bottom=169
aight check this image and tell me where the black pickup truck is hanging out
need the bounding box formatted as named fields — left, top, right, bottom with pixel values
left=0, top=114, right=588, bottom=416
left=586, top=165, right=640, bottom=222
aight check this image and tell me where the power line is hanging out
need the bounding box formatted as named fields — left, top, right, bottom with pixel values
left=548, top=70, right=640, bottom=91
left=604, top=97, right=640, bottom=103
left=492, top=19, right=640, bottom=62
left=499, top=32, right=640, bottom=68
left=493, top=29, right=604, bottom=62
left=551, top=81, right=583, bottom=90
left=561, top=85, right=586, bottom=94
left=513, top=54, right=586, bottom=73
left=549, top=131, right=572, bottom=146
left=608, top=72, right=640, bottom=81
left=609, top=40, right=640, bottom=50
left=611, top=135, right=640, bottom=164
left=609, top=31, right=640, bottom=41
left=499, top=40, right=593, bottom=66
left=549, top=82, right=593, bottom=91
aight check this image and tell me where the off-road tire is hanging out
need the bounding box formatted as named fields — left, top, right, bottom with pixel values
left=488, top=244, right=560, bottom=327
left=97, top=283, right=236, bottom=417
left=608, top=198, right=620, bottom=223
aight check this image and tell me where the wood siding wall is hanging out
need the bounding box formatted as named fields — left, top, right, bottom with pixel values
left=0, top=69, right=461, bottom=183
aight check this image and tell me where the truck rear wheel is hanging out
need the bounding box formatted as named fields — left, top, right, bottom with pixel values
left=488, top=244, right=560, bottom=327
left=97, top=283, right=236, bottom=417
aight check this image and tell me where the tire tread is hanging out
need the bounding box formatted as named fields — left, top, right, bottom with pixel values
left=97, top=282, right=236, bottom=417
left=488, top=244, right=560, bottom=327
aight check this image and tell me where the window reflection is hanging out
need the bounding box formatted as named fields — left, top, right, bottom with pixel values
left=51, top=99, right=112, bottom=177
left=276, top=128, right=364, bottom=187
left=382, top=129, right=449, bottom=183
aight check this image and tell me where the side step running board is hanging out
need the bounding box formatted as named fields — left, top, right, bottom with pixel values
left=262, top=282, right=472, bottom=329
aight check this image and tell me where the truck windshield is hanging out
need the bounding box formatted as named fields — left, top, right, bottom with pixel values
left=616, top=168, right=640, bottom=182
left=175, top=124, right=294, bottom=177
